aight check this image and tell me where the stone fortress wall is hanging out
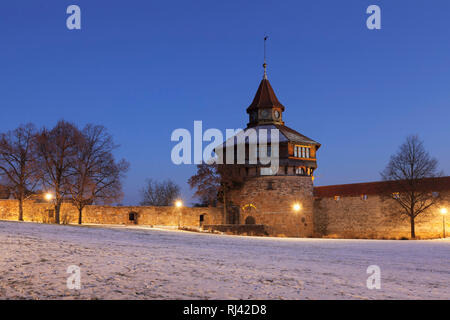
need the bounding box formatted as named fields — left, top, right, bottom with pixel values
left=0, top=181, right=449, bottom=239
left=0, top=200, right=223, bottom=228
left=313, top=187, right=450, bottom=239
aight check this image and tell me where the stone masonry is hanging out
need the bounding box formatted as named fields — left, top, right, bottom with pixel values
left=314, top=190, right=450, bottom=239
left=227, top=175, right=314, bottom=237
left=0, top=200, right=222, bottom=228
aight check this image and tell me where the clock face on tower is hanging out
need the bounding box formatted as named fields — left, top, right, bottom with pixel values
left=274, top=110, right=280, bottom=119
left=261, top=109, right=270, bottom=119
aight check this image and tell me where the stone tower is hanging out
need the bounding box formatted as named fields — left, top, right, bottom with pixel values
left=217, top=66, right=321, bottom=237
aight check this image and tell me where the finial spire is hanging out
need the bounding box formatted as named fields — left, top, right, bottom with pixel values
left=263, top=35, right=268, bottom=79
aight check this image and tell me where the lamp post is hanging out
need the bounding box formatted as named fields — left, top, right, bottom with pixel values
left=292, top=202, right=303, bottom=235
left=440, top=208, right=447, bottom=238
left=43, top=192, right=55, bottom=223
left=175, top=200, right=183, bottom=228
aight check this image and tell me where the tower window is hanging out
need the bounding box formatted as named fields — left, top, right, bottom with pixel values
left=294, top=145, right=311, bottom=159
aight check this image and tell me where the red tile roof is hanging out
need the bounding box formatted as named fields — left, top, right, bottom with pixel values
left=246, top=79, right=285, bottom=112
left=313, top=177, right=450, bottom=198
left=275, top=124, right=321, bottom=149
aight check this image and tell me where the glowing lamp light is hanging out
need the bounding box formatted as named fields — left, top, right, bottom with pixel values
left=441, top=208, right=447, bottom=238
left=175, top=200, right=183, bottom=208
left=293, top=203, right=301, bottom=212
left=44, top=193, right=54, bottom=201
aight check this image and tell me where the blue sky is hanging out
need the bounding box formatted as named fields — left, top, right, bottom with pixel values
left=1, top=1, right=449, bottom=205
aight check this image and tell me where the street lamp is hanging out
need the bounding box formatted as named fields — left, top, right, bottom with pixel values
left=440, top=208, right=447, bottom=238
left=44, top=193, right=54, bottom=201
left=175, top=200, right=183, bottom=228
left=293, top=202, right=303, bottom=234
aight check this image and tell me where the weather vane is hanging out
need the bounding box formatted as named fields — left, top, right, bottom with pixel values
left=263, top=35, right=268, bottom=79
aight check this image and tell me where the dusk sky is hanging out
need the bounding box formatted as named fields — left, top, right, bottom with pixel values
left=1, top=1, right=449, bottom=205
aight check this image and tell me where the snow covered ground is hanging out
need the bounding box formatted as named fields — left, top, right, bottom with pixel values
left=0, top=221, right=448, bottom=300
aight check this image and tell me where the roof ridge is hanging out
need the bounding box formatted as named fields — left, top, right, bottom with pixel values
left=314, top=176, right=450, bottom=197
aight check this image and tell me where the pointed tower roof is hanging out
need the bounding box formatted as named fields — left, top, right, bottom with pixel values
left=246, top=78, right=285, bottom=113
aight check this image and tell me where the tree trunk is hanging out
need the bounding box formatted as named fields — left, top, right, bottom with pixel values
left=55, top=202, right=61, bottom=224
left=18, top=197, right=24, bottom=221
left=78, top=207, right=83, bottom=225
left=410, top=216, right=416, bottom=239
left=223, top=189, right=227, bottom=225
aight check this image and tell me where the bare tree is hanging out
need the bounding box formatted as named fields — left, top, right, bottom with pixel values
left=69, top=124, right=129, bottom=224
left=217, top=164, right=244, bottom=224
left=381, top=135, right=442, bottom=238
left=36, top=120, right=82, bottom=224
left=189, top=162, right=243, bottom=223
left=140, top=179, right=180, bottom=206
left=188, top=162, right=221, bottom=207
left=0, top=124, right=40, bottom=221
left=0, top=176, right=11, bottom=199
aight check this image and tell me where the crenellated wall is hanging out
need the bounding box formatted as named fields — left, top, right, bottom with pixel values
left=0, top=200, right=222, bottom=228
